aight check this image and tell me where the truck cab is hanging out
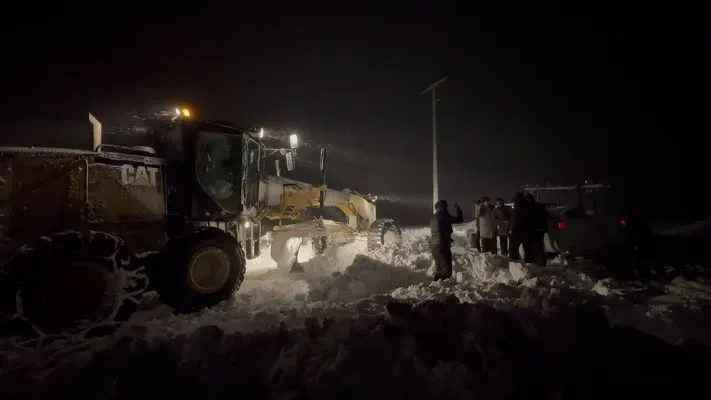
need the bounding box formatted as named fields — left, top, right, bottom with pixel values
left=523, top=183, right=632, bottom=262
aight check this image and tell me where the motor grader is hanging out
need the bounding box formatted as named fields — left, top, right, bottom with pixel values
left=0, top=108, right=400, bottom=334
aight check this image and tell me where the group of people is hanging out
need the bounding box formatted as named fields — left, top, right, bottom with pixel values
left=429, top=193, right=549, bottom=281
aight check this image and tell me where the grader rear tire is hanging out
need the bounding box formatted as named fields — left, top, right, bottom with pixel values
left=0, top=231, right=147, bottom=336
left=151, top=228, right=246, bottom=313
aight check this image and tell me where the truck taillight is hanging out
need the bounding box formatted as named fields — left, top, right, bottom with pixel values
left=557, top=221, right=566, bottom=230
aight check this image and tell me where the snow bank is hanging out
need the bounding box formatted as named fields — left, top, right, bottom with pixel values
left=125, top=228, right=711, bottom=342
left=125, top=228, right=711, bottom=348
left=2, top=227, right=711, bottom=398
left=1, top=299, right=709, bottom=399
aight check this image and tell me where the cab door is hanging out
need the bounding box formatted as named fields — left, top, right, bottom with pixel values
left=242, top=135, right=261, bottom=209
left=192, top=130, right=243, bottom=217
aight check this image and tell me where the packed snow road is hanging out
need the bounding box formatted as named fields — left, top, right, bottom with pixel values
left=1, top=227, right=710, bottom=398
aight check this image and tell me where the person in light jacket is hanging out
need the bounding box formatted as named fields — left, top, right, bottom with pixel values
left=477, top=197, right=497, bottom=253
left=471, top=199, right=482, bottom=251
left=493, top=197, right=512, bottom=256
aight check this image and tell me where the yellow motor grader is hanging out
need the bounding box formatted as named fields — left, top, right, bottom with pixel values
left=0, top=108, right=400, bottom=334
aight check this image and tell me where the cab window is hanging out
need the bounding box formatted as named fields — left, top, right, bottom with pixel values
left=195, top=131, right=242, bottom=212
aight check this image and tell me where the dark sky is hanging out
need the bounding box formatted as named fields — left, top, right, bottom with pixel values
left=2, top=2, right=706, bottom=224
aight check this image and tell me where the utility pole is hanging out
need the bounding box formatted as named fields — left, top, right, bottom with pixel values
left=421, top=76, right=448, bottom=211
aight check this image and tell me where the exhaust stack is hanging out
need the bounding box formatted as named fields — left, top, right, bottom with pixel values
left=319, top=148, right=327, bottom=213
left=89, top=113, right=102, bottom=151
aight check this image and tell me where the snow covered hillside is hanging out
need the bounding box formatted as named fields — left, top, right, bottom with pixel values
left=1, top=228, right=710, bottom=398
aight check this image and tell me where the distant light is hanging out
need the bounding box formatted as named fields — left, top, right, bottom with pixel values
left=175, top=108, right=181, bottom=116
left=557, top=221, right=566, bottom=230
left=289, top=133, right=298, bottom=149
left=244, top=221, right=250, bottom=228
left=620, top=219, right=627, bottom=226
left=258, top=128, right=265, bottom=138
left=181, top=108, right=191, bottom=117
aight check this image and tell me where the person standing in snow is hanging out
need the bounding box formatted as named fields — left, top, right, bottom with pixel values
left=477, top=197, right=497, bottom=253
left=508, top=192, right=531, bottom=262
left=493, top=197, right=512, bottom=256
left=525, top=193, right=548, bottom=265
left=471, top=199, right=482, bottom=251
left=430, top=199, right=463, bottom=281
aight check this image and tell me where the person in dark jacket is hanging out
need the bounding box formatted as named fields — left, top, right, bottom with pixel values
left=617, top=207, right=656, bottom=277
left=430, top=199, right=463, bottom=281
left=508, top=192, right=531, bottom=262
left=525, top=193, right=548, bottom=265
left=493, top=197, right=512, bottom=256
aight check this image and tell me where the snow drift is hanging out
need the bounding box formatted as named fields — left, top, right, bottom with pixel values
left=1, top=299, right=709, bottom=399
left=1, top=227, right=711, bottom=398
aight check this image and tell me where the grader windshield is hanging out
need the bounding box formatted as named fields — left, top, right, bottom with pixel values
left=194, top=130, right=262, bottom=213
left=195, top=131, right=243, bottom=212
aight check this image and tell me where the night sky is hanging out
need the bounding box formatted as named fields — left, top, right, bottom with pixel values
left=2, top=3, right=706, bottom=225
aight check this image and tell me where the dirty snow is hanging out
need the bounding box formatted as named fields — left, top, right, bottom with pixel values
left=2, top=227, right=710, bottom=398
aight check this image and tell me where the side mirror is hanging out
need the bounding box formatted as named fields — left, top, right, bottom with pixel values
left=285, top=152, right=295, bottom=171
left=275, top=159, right=282, bottom=177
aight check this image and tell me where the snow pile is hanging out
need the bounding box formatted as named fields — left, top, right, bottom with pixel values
left=129, top=228, right=711, bottom=344
left=308, top=255, right=429, bottom=303
left=129, top=240, right=371, bottom=337
left=1, top=298, right=709, bottom=399
left=295, top=228, right=538, bottom=307
left=3, top=227, right=711, bottom=398
left=240, top=226, right=608, bottom=317
left=355, top=230, right=610, bottom=314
